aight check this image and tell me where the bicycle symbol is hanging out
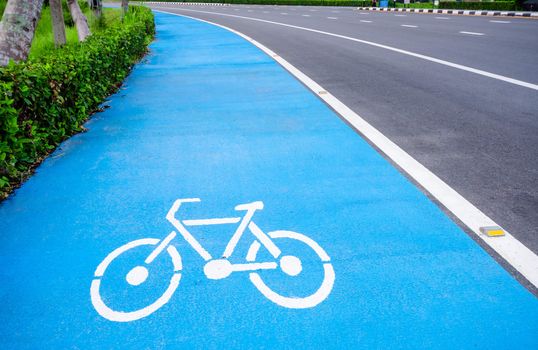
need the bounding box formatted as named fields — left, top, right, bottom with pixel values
left=90, top=198, right=335, bottom=322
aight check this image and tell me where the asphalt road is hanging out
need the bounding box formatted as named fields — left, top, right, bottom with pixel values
left=148, top=4, right=538, bottom=257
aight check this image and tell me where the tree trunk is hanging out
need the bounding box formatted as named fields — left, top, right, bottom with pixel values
left=50, top=0, right=66, bottom=46
left=0, top=0, right=45, bottom=66
left=121, top=0, right=129, bottom=17
left=67, top=0, right=90, bottom=41
left=90, top=0, right=102, bottom=18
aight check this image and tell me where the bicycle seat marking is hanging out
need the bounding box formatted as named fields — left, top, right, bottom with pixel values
left=90, top=198, right=335, bottom=322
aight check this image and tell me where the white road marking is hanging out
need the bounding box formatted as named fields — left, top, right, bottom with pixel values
left=360, top=20, right=372, bottom=23
left=435, top=17, right=450, bottom=19
left=359, top=12, right=369, bottom=14
left=394, top=14, right=407, bottom=17
left=401, top=24, right=418, bottom=28
left=328, top=17, right=338, bottom=20
left=281, top=12, right=288, bottom=15
left=159, top=7, right=538, bottom=91
left=155, top=8, right=538, bottom=288
left=302, top=14, right=311, bottom=17
left=490, top=20, right=511, bottom=23
left=460, top=31, right=485, bottom=36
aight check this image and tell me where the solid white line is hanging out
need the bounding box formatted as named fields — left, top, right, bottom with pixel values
left=328, top=17, right=338, bottom=19
left=460, top=31, right=485, bottom=36
left=490, top=20, right=511, bottom=23
left=155, top=7, right=538, bottom=91
left=153, top=9, right=538, bottom=288
left=360, top=20, right=372, bottom=23
left=435, top=17, right=450, bottom=19
left=401, top=24, right=418, bottom=28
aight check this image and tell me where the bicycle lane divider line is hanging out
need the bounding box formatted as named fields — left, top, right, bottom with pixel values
left=153, top=8, right=538, bottom=290
left=0, top=10, right=537, bottom=348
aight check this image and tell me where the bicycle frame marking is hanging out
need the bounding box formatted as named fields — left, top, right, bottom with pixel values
left=165, top=198, right=281, bottom=264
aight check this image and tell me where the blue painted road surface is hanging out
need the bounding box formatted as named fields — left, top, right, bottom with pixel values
left=1, top=11, right=537, bottom=349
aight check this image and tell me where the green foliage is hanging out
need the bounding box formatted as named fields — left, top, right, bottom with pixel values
left=438, top=1, right=516, bottom=10
left=0, top=6, right=155, bottom=197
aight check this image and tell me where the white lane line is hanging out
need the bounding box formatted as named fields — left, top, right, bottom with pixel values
left=360, top=20, right=372, bottom=23
left=401, top=24, right=418, bottom=28
left=394, top=14, right=407, bottom=17
left=460, top=31, right=485, bottom=36
left=490, top=20, right=511, bottom=23
left=435, top=16, right=450, bottom=19
left=328, top=17, right=338, bottom=20
left=155, top=8, right=538, bottom=91
left=281, top=12, right=288, bottom=15
left=155, top=9, right=538, bottom=288
left=302, top=14, right=311, bottom=17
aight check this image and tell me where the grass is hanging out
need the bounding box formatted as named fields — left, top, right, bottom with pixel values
left=0, top=0, right=122, bottom=59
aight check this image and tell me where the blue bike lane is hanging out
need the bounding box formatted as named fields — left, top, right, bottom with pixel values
left=1, top=11, right=537, bottom=349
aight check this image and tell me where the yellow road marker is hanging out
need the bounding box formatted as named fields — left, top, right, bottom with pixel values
left=480, top=226, right=505, bottom=237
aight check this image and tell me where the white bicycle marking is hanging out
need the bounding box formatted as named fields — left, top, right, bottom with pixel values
left=90, top=199, right=335, bottom=322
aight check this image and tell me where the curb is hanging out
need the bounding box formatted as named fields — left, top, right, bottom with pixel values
left=356, top=7, right=538, bottom=17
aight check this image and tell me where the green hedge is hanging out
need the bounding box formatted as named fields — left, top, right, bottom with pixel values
left=147, top=0, right=373, bottom=6
left=438, top=2, right=516, bottom=10
left=0, top=6, right=155, bottom=195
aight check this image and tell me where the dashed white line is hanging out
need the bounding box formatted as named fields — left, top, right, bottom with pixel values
left=401, top=24, right=418, bottom=28
left=328, top=17, right=338, bottom=20
left=490, top=20, right=511, bottom=23
left=156, top=6, right=538, bottom=291
left=460, top=31, right=485, bottom=36
left=435, top=17, right=450, bottom=19
left=302, top=14, right=311, bottom=17
left=394, top=14, right=407, bottom=17
left=360, top=20, right=372, bottom=23
left=281, top=12, right=288, bottom=15
left=359, top=12, right=369, bottom=15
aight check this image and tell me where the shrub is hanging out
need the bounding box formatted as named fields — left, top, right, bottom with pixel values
left=0, top=6, right=155, bottom=195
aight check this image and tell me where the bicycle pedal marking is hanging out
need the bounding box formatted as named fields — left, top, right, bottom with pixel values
left=90, top=198, right=335, bottom=322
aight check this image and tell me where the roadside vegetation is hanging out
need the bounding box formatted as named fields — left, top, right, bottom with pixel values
left=0, top=3, right=154, bottom=199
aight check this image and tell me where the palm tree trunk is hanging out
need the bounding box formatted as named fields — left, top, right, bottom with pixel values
left=67, top=0, right=90, bottom=41
left=50, top=0, right=66, bottom=46
left=0, top=0, right=45, bottom=66
left=121, top=0, right=129, bottom=16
